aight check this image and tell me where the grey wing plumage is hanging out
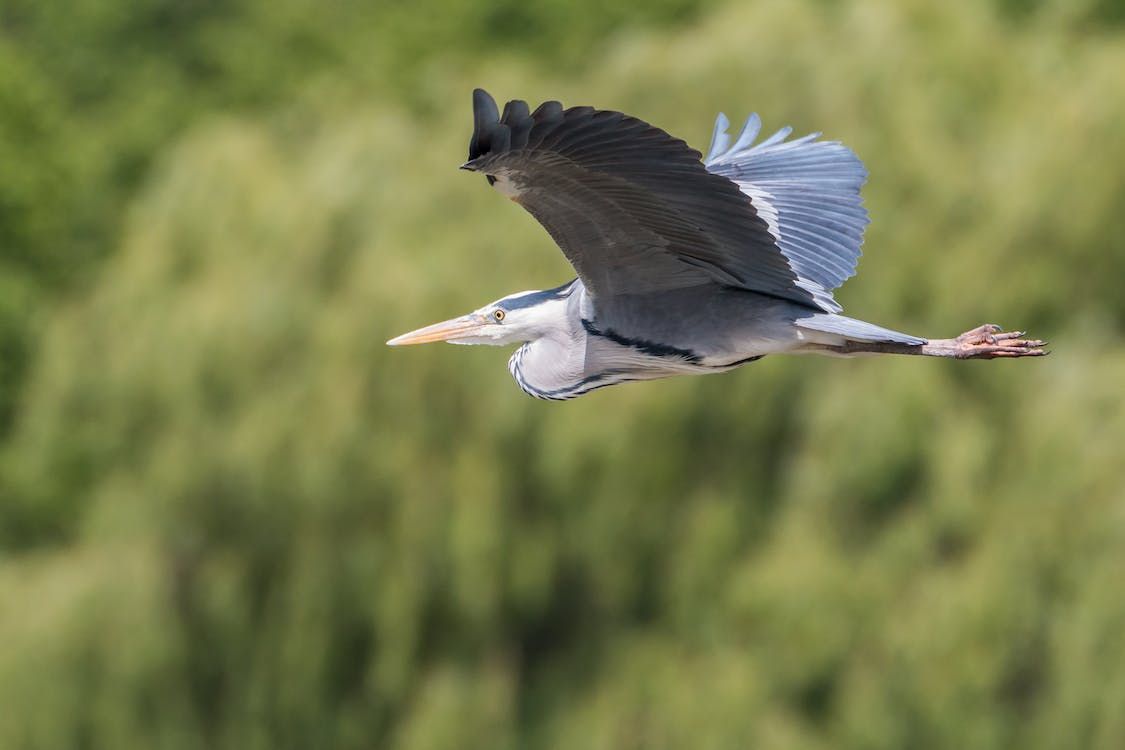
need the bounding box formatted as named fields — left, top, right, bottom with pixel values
left=464, top=88, right=820, bottom=305
left=705, top=113, right=871, bottom=312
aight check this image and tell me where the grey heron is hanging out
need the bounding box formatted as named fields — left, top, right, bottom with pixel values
left=388, top=89, right=1045, bottom=400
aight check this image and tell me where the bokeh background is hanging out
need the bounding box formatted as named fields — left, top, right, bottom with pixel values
left=2, top=0, right=1125, bottom=747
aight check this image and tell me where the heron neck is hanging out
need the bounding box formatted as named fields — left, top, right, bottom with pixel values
left=507, top=293, right=589, bottom=399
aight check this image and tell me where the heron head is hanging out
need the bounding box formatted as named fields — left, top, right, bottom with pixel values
left=387, top=284, right=574, bottom=347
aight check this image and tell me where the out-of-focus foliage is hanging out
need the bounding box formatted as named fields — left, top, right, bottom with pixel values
left=1, top=0, right=1124, bottom=748
left=0, top=0, right=712, bottom=437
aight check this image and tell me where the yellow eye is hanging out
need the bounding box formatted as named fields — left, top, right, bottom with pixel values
left=493, top=309, right=506, bottom=322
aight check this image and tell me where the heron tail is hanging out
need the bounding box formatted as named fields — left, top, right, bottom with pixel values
left=795, top=313, right=927, bottom=346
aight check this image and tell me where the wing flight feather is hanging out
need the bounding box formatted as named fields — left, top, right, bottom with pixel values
left=464, top=88, right=827, bottom=306
left=705, top=112, right=870, bottom=305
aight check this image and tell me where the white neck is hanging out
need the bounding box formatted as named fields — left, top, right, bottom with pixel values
left=506, top=289, right=591, bottom=399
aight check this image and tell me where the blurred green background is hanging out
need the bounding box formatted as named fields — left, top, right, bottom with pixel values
left=2, top=0, right=1125, bottom=747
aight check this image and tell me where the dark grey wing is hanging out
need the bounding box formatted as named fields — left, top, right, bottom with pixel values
left=463, top=89, right=825, bottom=306
left=705, top=112, right=871, bottom=310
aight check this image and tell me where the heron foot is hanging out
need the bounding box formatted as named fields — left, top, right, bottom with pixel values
left=925, top=324, right=1048, bottom=359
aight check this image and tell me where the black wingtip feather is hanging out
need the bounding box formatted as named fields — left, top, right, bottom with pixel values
left=468, top=90, right=558, bottom=168
left=501, top=99, right=530, bottom=123
left=469, top=88, right=500, bottom=161
left=506, top=100, right=534, bottom=152
left=531, top=100, right=563, bottom=122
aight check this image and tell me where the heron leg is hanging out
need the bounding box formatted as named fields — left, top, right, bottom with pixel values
left=920, top=324, right=1047, bottom=359
left=813, top=324, right=1047, bottom=359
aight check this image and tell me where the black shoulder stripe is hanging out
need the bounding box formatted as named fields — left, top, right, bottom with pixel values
left=581, top=319, right=701, bottom=363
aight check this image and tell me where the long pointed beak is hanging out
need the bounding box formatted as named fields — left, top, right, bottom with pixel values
left=386, top=314, right=485, bottom=346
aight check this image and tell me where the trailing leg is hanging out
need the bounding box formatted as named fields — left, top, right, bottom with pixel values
left=919, top=324, right=1047, bottom=359
left=819, top=324, right=1047, bottom=359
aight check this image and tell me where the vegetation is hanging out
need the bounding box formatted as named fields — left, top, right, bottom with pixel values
left=1, top=0, right=1124, bottom=747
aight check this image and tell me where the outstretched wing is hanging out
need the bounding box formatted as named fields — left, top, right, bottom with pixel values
left=463, top=89, right=832, bottom=308
left=704, top=112, right=870, bottom=308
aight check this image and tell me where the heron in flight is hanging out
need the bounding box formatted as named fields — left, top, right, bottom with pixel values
left=388, top=89, right=1045, bottom=400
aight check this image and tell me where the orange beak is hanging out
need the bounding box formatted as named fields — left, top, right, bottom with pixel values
left=386, top=314, right=486, bottom=346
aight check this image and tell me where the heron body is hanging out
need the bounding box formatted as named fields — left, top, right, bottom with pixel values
left=389, top=89, right=1045, bottom=399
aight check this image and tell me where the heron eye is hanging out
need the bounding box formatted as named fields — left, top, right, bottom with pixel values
left=493, top=309, right=506, bottom=322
